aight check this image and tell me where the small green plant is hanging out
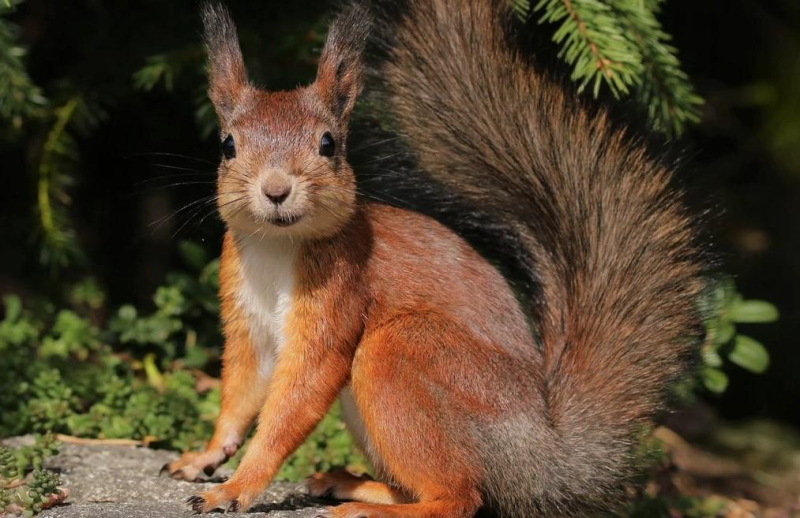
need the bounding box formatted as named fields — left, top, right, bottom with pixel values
left=700, top=278, right=779, bottom=394
left=0, top=434, right=65, bottom=517
left=0, top=242, right=222, bottom=451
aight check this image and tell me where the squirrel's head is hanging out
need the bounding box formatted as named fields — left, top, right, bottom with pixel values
left=202, top=3, right=369, bottom=239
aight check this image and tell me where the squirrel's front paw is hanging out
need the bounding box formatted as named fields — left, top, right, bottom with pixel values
left=186, top=480, right=258, bottom=514
left=160, top=449, right=228, bottom=482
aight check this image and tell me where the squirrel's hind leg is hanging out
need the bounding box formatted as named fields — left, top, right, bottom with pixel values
left=327, top=314, right=488, bottom=518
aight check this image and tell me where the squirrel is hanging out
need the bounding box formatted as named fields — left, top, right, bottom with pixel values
left=162, top=1, right=707, bottom=517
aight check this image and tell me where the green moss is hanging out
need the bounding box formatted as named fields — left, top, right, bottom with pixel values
left=0, top=434, right=63, bottom=517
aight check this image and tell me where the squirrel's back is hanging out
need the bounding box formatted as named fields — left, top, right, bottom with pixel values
left=370, top=0, right=706, bottom=514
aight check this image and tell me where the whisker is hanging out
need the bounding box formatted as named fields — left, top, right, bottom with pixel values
left=141, top=163, right=217, bottom=174
left=171, top=194, right=246, bottom=237
left=172, top=204, right=217, bottom=237
left=134, top=173, right=220, bottom=187
left=134, top=181, right=220, bottom=192
left=308, top=183, right=407, bottom=208
left=357, top=151, right=404, bottom=167
left=183, top=204, right=226, bottom=235
left=348, top=135, right=404, bottom=155
left=149, top=194, right=219, bottom=229
left=127, top=151, right=218, bottom=166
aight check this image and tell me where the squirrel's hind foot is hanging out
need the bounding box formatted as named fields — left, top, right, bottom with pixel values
left=306, top=469, right=410, bottom=505
left=318, top=501, right=476, bottom=518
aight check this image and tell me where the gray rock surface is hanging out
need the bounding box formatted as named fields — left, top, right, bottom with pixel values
left=2, top=437, right=327, bottom=518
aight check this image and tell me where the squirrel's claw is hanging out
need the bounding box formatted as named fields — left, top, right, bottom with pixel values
left=225, top=500, right=241, bottom=513
left=186, top=495, right=206, bottom=514
left=189, top=482, right=257, bottom=514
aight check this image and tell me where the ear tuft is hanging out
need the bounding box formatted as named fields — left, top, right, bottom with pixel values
left=201, top=2, right=248, bottom=124
left=315, top=4, right=372, bottom=123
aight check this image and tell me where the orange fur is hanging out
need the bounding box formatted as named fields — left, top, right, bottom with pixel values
left=176, top=204, right=534, bottom=517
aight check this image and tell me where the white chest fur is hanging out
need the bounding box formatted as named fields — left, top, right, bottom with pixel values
left=234, top=235, right=297, bottom=378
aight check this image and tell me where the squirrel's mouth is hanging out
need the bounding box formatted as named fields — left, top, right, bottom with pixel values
left=268, top=215, right=302, bottom=228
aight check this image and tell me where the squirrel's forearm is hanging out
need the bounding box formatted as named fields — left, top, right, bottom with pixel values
left=224, top=340, right=352, bottom=486
left=206, top=317, right=270, bottom=456
left=206, top=235, right=272, bottom=455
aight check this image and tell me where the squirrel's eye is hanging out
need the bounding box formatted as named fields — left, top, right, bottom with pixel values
left=319, top=132, right=335, bottom=157
left=221, top=134, right=236, bottom=159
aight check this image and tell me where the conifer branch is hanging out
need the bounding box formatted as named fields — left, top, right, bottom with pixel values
left=605, top=0, right=702, bottom=135
left=0, top=1, right=47, bottom=131
left=34, top=96, right=102, bottom=272
left=532, top=0, right=643, bottom=97
left=511, top=0, right=703, bottom=135
left=133, top=46, right=204, bottom=93
left=37, top=98, right=82, bottom=271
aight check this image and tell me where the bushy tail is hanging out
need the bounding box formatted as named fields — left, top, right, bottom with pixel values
left=372, top=0, right=706, bottom=514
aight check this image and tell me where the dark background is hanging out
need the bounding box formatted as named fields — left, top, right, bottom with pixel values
left=1, top=0, right=798, bottom=427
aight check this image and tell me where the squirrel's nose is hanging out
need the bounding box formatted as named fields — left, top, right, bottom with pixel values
left=262, top=183, right=292, bottom=205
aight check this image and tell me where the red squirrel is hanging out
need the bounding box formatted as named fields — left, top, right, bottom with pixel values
left=162, top=1, right=706, bottom=516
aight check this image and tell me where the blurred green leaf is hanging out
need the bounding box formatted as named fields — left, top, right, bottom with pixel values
left=154, top=286, right=186, bottom=316
left=698, top=277, right=776, bottom=395
left=729, top=299, right=779, bottom=324
left=178, top=240, right=209, bottom=272
left=510, top=0, right=531, bottom=18
left=70, top=277, right=105, bottom=310
left=716, top=320, right=736, bottom=345
left=701, top=367, right=729, bottom=394
left=702, top=348, right=723, bottom=368
left=143, top=352, right=165, bottom=392
left=728, top=335, right=770, bottom=374
left=3, top=294, right=22, bottom=321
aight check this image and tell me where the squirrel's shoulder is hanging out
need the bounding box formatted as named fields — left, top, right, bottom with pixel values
left=356, top=200, right=472, bottom=250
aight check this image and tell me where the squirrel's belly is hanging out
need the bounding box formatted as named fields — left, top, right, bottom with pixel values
left=234, top=235, right=297, bottom=379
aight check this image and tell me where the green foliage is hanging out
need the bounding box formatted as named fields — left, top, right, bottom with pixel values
left=1, top=2, right=105, bottom=272
left=699, top=278, right=779, bottom=394
left=0, top=244, right=222, bottom=451
left=511, top=0, right=703, bottom=135
left=0, top=0, right=45, bottom=129
left=133, top=46, right=204, bottom=93
left=0, top=434, right=64, bottom=517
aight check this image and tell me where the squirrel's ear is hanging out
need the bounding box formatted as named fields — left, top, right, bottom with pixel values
left=202, top=2, right=248, bottom=124
left=314, top=5, right=370, bottom=123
